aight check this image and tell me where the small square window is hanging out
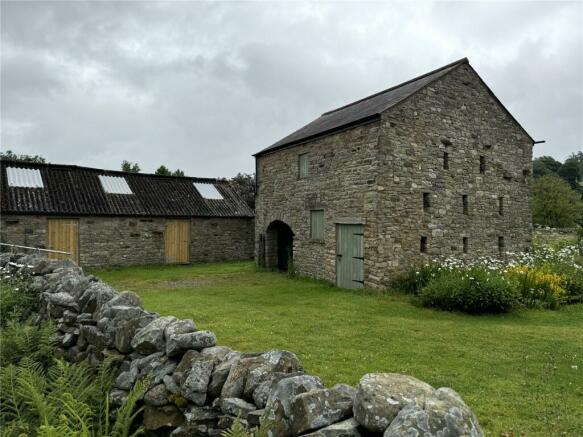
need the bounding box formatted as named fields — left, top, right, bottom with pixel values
left=462, top=195, right=469, bottom=215
left=479, top=156, right=486, bottom=174
left=443, top=152, right=449, bottom=170
left=420, top=236, right=428, bottom=253
left=310, top=210, right=324, bottom=240
left=298, top=153, right=309, bottom=179
left=422, top=192, right=431, bottom=212
left=498, top=197, right=504, bottom=216
left=463, top=237, right=469, bottom=253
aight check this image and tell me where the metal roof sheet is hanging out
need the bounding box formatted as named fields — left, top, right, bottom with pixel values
left=0, top=160, right=254, bottom=218
left=193, top=182, right=223, bottom=200
left=6, top=167, right=44, bottom=188
left=99, top=175, right=133, bottom=194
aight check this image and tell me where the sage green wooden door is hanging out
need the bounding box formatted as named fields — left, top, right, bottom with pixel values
left=336, top=224, right=364, bottom=289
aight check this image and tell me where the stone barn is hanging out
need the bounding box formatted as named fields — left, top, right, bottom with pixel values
left=254, top=58, right=534, bottom=289
left=0, top=160, right=254, bottom=268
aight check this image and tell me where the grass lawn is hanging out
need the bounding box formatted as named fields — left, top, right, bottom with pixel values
left=93, top=261, right=583, bottom=436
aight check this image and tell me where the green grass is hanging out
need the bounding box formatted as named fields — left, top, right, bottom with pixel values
left=93, top=261, right=583, bottom=436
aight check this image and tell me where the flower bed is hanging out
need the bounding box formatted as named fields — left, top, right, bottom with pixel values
left=394, top=245, right=583, bottom=313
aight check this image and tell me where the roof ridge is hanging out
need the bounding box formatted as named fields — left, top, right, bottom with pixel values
left=0, top=159, right=225, bottom=183
left=321, top=57, right=468, bottom=117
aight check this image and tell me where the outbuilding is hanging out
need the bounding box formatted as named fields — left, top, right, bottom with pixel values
left=254, top=58, right=534, bottom=289
left=0, top=160, right=254, bottom=268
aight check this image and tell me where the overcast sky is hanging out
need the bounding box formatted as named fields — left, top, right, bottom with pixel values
left=1, top=1, right=582, bottom=178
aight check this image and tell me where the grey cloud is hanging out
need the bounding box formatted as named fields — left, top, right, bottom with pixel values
left=1, top=1, right=581, bottom=178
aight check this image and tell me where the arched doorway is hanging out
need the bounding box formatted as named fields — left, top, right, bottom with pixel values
left=265, top=220, right=294, bottom=271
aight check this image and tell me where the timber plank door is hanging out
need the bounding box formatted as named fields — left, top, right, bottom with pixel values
left=165, top=219, right=190, bottom=264
left=47, top=219, right=80, bottom=264
left=336, top=224, right=364, bottom=289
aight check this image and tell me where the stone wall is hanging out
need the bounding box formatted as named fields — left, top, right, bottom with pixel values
left=0, top=215, right=254, bottom=268
left=1, top=253, right=484, bottom=436
left=369, top=63, right=533, bottom=286
left=255, top=63, right=532, bottom=289
left=255, top=122, right=381, bottom=283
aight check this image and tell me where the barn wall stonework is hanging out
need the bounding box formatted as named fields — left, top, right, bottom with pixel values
left=255, top=122, right=382, bottom=284
left=0, top=215, right=254, bottom=268
left=255, top=63, right=533, bottom=289
left=369, top=64, right=533, bottom=287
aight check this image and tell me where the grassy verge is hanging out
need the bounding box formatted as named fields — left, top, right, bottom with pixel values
left=93, top=261, right=583, bottom=436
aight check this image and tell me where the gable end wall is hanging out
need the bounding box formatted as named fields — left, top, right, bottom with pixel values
left=370, top=63, right=533, bottom=286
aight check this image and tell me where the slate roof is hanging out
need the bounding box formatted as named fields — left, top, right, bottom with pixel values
left=0, top=160, right=254, bottom=218
left=256, top=57, right=533, bottom=156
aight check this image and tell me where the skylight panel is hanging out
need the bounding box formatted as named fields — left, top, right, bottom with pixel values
left=193, top=182, right=223, bottom=200
left=6, top=167, right=44, bottom=188
left=99, top=175, right=133, bottom=194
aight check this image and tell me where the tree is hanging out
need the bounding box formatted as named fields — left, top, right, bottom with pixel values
left=558, top=152, right=583, bottom=190
left=155, top=165, right=171, bottom=176
left=533, top=156, right=562, bottom=178
left=533, top=175, right=583, bottom=228
left=155, top=165, right=185, bottom=177
left=0, top=149, right=46, bottom=163
left=121, top=160, right=140, bottom=173
left=229, top=172, right=255, bottom=209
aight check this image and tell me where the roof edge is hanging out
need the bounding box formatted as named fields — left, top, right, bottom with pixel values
left=0, top=159, right=230, bottom=183
left=253, top=114, right=380, bottom=157
left=322, top=57, right=469, bottom=117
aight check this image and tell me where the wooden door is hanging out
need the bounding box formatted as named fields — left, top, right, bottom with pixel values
left=165, top=219, right=190, bottom=264
left=336, top=224, right=364, bottom=289
left=47, top=219, right=79, bottom=264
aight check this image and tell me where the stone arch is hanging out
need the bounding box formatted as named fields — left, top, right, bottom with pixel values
left=265, top=220, right=294, bottom=271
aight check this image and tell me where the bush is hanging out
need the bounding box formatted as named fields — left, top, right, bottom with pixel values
left=0, top=269, right=37, bottom=326
left=392, top=264, right=443, bottom=295
left=505, top=266, right=567, bottom=309
left=419, top=268, right=518, bottom=314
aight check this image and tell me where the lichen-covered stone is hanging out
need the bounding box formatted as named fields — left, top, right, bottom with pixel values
left=384, top=387, right=484, bottom=437
left=131, top=316, right=176, bottom=354
left=144, top=405, right=185, bottom=431
left=289, top=384, right=356, bottom=435
left=220, top=397, right=257, bottom=417
left=167, top=330, right=218, bottom=357
left=302, top=418, right=362, bottom=437
left=252, top=371, right=304, bottom=408
left=265, top=375, right=324, bottom=437
left=181, top=357, right=215, bottom=406
left=144, top=383, right=170, bottom=406
left=353, top=373, right=434, bottom=433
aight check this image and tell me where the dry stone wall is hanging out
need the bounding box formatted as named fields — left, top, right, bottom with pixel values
left=2, top=253, right=484, bottom=437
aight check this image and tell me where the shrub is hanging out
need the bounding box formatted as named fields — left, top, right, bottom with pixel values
left=0, top=269, right=37, bottom=326
left=392, top=264, right=443, bottom=295
left=505, top=266, right=567, bottom=309
left=419, top=268, right=518, bottom=314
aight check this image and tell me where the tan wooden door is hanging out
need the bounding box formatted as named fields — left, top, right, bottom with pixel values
left=165, top=219, right=190, bottom=264
left=47, top=219, right=79, bottom=264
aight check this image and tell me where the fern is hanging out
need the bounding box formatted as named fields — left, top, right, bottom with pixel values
left=110, top=376, right=149, bottom=437
left=0, top=320, right=56, bottom=367
left=222, top=418, right=251, bottom=437
left=222, top=414, right=273, bottom=437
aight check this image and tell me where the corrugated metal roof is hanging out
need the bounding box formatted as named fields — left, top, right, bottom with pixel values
left=0, top=160, right=254, bottom=218
left=99, top=175, right=133, bottom=194
left=193, top=182, right=223, bottom=200
left=6, top=167, right=44, bottom=188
